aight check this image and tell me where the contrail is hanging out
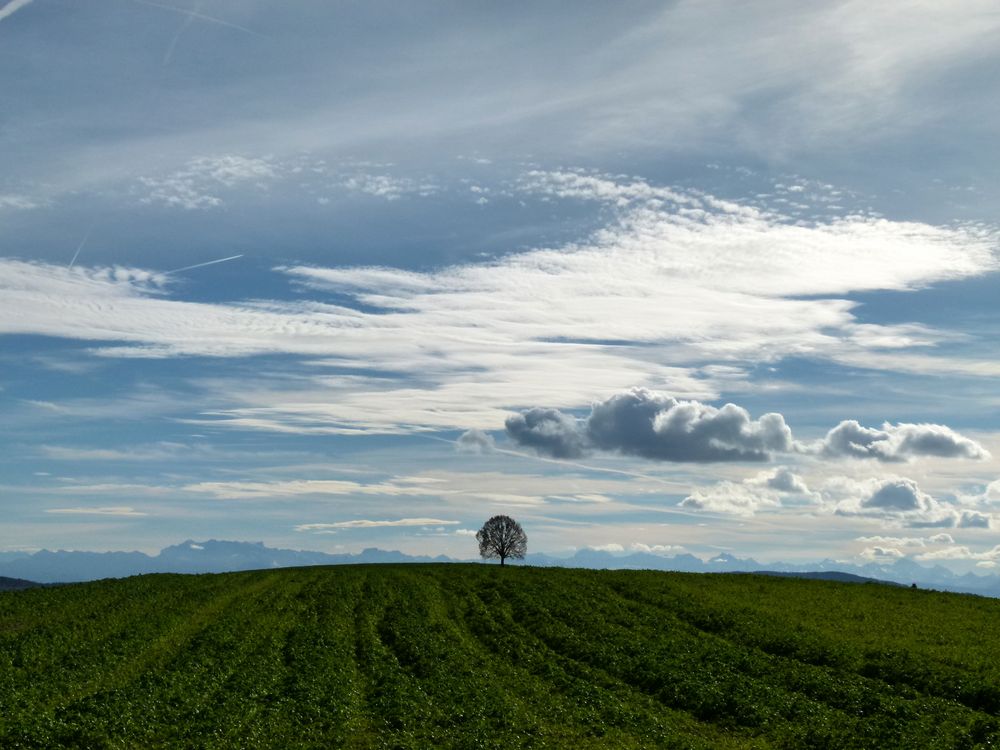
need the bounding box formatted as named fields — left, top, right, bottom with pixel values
left=131, top=0, right=265, bottom=37
left=165, top=253, right=243, bottom=275
left=162, top=0, right=199, bottom=65
left=68, top=224, right=95, bottom=269
left=0, top=0, right=35, bottom=23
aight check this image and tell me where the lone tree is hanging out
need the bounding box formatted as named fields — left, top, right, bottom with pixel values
left=476, top=515, right=527, bottom=566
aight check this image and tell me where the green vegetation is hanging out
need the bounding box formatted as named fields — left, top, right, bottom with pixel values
left=1, top=564, right=998, bottom=748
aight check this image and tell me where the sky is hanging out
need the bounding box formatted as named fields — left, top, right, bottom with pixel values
left=2, top=0, right=1000, bottom=571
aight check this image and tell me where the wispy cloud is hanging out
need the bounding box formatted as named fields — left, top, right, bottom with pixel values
left=131, top=0, right=264, bottom=37
left=295, top=518, right=459, bottom=531
left=0, top=0, right=35, bottom=23
left=184, top=477, right=451, bottom=500
left=44, top=506, right=148, bottom=517
left=0, top=193, right=38, bottom=209
left=1, top=172, right=996, bottom=436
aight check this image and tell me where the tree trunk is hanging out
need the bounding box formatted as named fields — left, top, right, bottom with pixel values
left=500, top=555, right=505, bottom=566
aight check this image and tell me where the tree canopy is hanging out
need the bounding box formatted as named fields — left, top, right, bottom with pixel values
left=476, top=515, right=527, bottom=566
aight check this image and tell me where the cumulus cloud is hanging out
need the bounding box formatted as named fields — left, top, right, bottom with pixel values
left=860, top=546, right=906, bottom=561
left=295, top=518, right=459, bottom=532
left=681, top=466, right=812, bottom=516
left=629, top=542, right=684, bottom=556
left=507, top=388, right=793, bottom=463
left=455, top=429, right=496, bottom=454
left=589, top=543, right=625, bottom=553
left=829, top=476, right=993, bottom=529
left=505, top=408, right=588, bottom=459
left=818, top=420, right=988, bottom=462
left=764, top=466, right=810, bottom=494
left=863, top=478, right=930, bottom=511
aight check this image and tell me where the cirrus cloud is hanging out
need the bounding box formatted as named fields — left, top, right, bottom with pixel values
left=295, top=518, right=459, bottom=532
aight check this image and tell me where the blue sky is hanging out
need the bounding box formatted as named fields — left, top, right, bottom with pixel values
left=2, top=0, right=1000, bottom=571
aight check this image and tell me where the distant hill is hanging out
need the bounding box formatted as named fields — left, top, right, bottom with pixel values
left=0, top=576, right=38, bottom=591
left=1, top=565, right=999, bottom=747
left=740, top=570, right=906, bottom=586
left=1, top=539, right=998, bottom=597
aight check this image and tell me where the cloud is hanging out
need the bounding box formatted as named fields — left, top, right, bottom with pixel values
left=855, top=533, right=954, bottom=548
left=863, top=478, right=930, bottom=511
left=829, top=476, right=993, bottom=529
left=1, top=171, right=997, bottom=435
left=44, top=506, right=148, bottom=517
left=139, top=155, right=277, bottom=209
left=681, top=467, right=811, bottom=516
left=860, top=546, right=906, bottom=561
left=455, top=429, right=496, bottom=454
left=0, top=0, right=34, bottom=23
left=507, top=388, right=793, bottom=463
left=454, top=528, right=478, bottom=536
left=340, top=173, right=438, bottom=200
left=765, top=467, right=810, bottom=494
left=914, top=544, right=1000, bottom=563
left=295, top=518, right=459, bottom=531
left=955, top=510, right=991, bottom=529
left=629, top=542, right=684, bottom=556
left=0, top=193, right=38, bottom=210
left=818, top=420, right=988, bottom=462
left=184, top=477, right=451, bottom=500
left=131, top=0, right=263, bottom=37
left=41, top=443, right=184, bottom=461
left=589, top=543, right=625, bottom=553
left=504, top=408, right=588, bottom=459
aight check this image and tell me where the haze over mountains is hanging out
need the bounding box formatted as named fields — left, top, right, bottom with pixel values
left=2, top=540, right=998, bottom=597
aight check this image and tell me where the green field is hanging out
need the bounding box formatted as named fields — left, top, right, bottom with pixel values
left=1, top=564, right=998, bottom=748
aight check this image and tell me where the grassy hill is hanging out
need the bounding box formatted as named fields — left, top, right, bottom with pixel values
left=1, top=565, right=998, bottom=748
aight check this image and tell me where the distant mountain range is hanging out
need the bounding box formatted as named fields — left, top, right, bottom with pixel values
left=1, top=540, right=997, bottom=597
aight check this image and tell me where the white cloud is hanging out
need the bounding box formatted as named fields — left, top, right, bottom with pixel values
left=0, top=193, right=38, bottom=210
left=184, top=477, right=451, bottom=500
left=827, top=476, right=994, bottom=529
left=455, top=429, right=496, bottom=454
left=0, top=0, right=35, bottom=23
left=1, top=172, right=996, bottom=435
left=295, top=517, right=459, bottom=531
left=855, top=533, right=954, bottom=548
left=681, top=466, right=813, bottom=516
left=41, top=443, right=184, bottom=461
left=915, top=544, right=1000, bottom=563
left=454, top=528, right=478, bottom=536
left=44, top=506, right=148, bottom=517
left=817, top=420, right=988, bottom=462
left=139, top=155, right=278, bottom=209
left=629, top=542, right=684, bottom=556
left=860, top=546, right=905, bottom=561
left=340, top=173, right=437, bottom=200
left=590, top=543, right=625, bottom=553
